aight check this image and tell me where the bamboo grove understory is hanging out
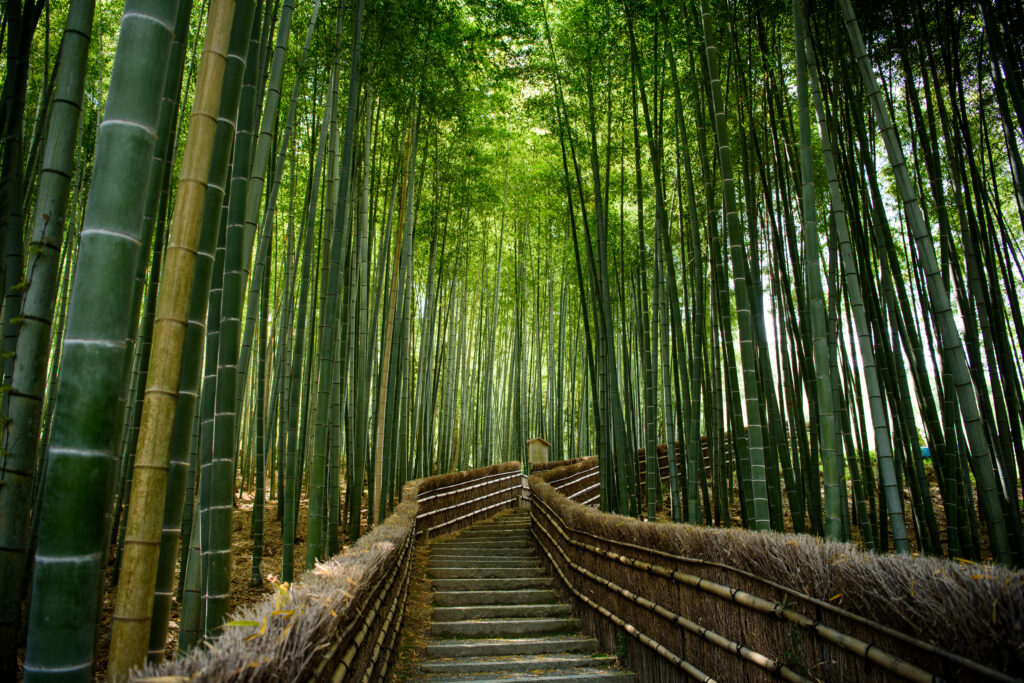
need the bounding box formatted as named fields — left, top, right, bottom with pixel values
left=0, top=0, right=1022, bottom=679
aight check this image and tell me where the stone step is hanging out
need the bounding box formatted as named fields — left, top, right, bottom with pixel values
left=430, top=557, right=544, bottom=565
left=432, top=576, right=554, bottom=592
left=429, top=558, right=540, bottom=569
left=460, top=519, right=529, bottom=525
left=433, top=603, right=571, bottom=621
left=448, top=537, right=532, bottom=546
left=441, top=539, right=532, bottom=547
left=428, top=552, right=536, bottom=565
left=461, top=527, right=530, bottom=536
left=434, top=589, right=559, bottom=606
left=450, top=531, right=532, bottom=540
left=420, top=653, right=619, bottom=675
left=425, top=635, right=599, bottom=658
left=430, top=549, right=540, bottom=560
left=431, top=617, right=578, bottom=637
left=431, top=545, right=534, bottom=555
left=433, top=539, right=534, bottom=549
left=420, top=668, right=635, bottom=682
left=475, top=518, right=530, bottom=523
left=431, top=546, right=538, bottom=556
left=437, top=535, right=531, bottom=544
left=429, top=566, right=547, bottom=579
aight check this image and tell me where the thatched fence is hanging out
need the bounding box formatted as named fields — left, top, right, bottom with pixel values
left=136, top=461, right=522, bottom=682
left=530, top=456, right=593, bottom=473
left=545, top=457, right=600, bottom=506
left=531, top=458, right=1023, bottom=682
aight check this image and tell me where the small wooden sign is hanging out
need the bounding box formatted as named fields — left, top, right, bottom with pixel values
left=526, top=437, right=551, bottom=466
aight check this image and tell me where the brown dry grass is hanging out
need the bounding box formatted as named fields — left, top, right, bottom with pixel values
left=138, top=478, right=420, bottom=682
left=534, top=460, right=1024, bottom=679
left=87, top=493, right=311, bottom=680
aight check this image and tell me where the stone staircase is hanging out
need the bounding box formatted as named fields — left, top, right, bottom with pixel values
left=417, top=508, right=635, bottom=682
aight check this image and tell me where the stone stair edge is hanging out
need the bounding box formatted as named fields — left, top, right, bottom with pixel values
left=416, top=506, right=635, bottom=682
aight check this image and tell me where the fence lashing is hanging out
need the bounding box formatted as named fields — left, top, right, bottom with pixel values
left=355, top=537, right=412, bottom=683
left=534, top=494, right=1012, bottom=682
left=416, top=470, right=522, bottom=503
left=533, top=495, right=812, bottom=682
left=324, top=531, right=412, bottom=682
left=416, top=478, right=522, bottom=522
left=420, top=493, right=521, bottom=535
left=547, top=465, right=599, bottom=489
left=529, top=474, right=1002, bottom=683
left=530, top=499, right=716, bottom=682
left=566, top=480, right=600, bottom=502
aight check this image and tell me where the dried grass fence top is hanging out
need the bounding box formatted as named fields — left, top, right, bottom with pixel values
left=531, top=460, right=1024, bottom=681
left=136, top=461, right=522, bottom=682
left=530, top=457, right=592, bottom=474
left=416, top=461, right=523, bottom=538
left=544, top=457, right=600, bottom=506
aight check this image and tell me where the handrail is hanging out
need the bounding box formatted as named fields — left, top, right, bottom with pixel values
left=138, top=460, right=522, bottom=682
left=547, top=464, right=599, bottom=489
left=529, top=461, right=1022, bottom=683
left=533, top=492, right=929, bottom=682
left=425, top=495, right=522, bottom=535
left=417, top=469, right=522, bottom=502
left=532, top=503, right=716, bottom=682
left=532, top=494, right=798, bottom=683
left=416, top=485, right=520, bottom=522
left=543, top=510, right=1012, bottom=677
left=565, top=480, right=600, bottom=502
left=414, top=463, right=522, bottom=537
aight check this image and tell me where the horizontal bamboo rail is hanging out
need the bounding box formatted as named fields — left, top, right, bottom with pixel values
left=529, top=459, right=1019, bottom=683
left=137, top=461, right=523, bottom=682
left=417, top=468, right=522, bottom=502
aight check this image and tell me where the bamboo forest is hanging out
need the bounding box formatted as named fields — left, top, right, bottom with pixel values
left=1, top=0, right=1023, bottom=680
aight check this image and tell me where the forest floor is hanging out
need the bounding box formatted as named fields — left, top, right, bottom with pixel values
left=93, top=491, right=312, bottom=680
left=392, top=534, right=435, bottom=682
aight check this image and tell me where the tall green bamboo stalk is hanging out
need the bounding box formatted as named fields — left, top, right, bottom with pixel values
left=0, top=4, right=95, bottom=670
left=107, top=1, right=238, bottom=677
left=699, top=0, right=771, bottom=530
left=839, top=0, right=1018, bottom=563
left=22, top=3, right=180, bottom=679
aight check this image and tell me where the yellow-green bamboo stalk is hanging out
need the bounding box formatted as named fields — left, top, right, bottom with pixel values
left=106, top=1, right=236, bottom=678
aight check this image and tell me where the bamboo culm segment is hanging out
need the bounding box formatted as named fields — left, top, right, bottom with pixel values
left=22, top=3, right=180, bottom=680
left=0, top=4, right=95, bottom=674
left=106, top=1, right=241, bottom=678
